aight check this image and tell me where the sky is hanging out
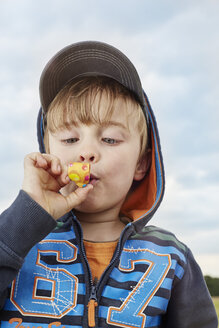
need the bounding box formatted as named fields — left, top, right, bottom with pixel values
left=0, top=0, right=218, bottom=277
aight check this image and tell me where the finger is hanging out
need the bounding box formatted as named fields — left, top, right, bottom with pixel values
left=49, top=157, right=62, bottom=175
left=30, top=153, right=68, bottom=188
left=35, top=155, right=49, bottom=169
left=59, top=163, right=70, bottom=184
left=24, top=152, right=48, bottom=169
left=39, top=154, right=62, bottom=174
left=65, top=184, right=93, bottom=211
left=31, top=153, right=62, bottom=178
left=47, top=163, right=69, bottom=188
left=51, top=172, right=71, bottom=189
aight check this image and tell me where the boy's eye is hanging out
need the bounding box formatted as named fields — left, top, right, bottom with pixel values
left=62, top=138, right=79, bottom=144
left=102, top=137, right=119, bottom=144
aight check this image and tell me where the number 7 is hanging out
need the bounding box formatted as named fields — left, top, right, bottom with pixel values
left=107, top=248, right=171, bottom=328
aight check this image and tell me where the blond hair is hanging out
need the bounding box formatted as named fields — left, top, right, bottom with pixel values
left=44, top=76, right=148, bottom=159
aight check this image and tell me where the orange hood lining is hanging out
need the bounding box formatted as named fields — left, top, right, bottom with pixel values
left=121, top=127, right=159, bottom=221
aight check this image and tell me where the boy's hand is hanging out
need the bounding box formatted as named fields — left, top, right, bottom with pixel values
left=22, top=152, right=93, bottom=220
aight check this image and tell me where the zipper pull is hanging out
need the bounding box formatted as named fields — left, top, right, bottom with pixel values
left=87, top=285, right=98, bottom=327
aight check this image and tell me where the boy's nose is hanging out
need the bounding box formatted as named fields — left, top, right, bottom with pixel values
left=78, top=149, right=99, bottom=163
left=79, top=154, right=95, bottom=162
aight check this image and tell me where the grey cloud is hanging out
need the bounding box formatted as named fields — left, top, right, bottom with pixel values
left=0, top=0, right=218, bottom=275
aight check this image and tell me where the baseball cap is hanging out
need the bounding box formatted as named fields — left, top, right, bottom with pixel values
left=39, top=41, right=147, bottom=114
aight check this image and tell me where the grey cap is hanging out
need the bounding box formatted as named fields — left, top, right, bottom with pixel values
left=39, top=40, right=146, bottom=113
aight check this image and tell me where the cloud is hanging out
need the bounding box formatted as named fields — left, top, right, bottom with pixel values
left=196, top=254, right=219, bottom=277
left=0, top=0, right=218, bottom=277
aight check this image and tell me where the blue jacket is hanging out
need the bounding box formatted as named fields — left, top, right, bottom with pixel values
left=0, top=94, right=217, bottom=327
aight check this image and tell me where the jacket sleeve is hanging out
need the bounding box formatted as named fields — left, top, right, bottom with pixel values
left=0, top=190, right=56, bottom=309
left=163, top=248, right=218, bottom=328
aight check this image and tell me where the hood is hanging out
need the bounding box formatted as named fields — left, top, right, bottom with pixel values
left=121, top=92, right=165, bottom=230
left=37, top=91, right=165, bottom=229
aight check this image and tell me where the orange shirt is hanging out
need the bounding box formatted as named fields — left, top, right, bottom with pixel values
left=83, top=240, right=118, bottom=281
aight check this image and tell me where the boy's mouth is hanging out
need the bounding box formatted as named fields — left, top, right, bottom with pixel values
left=89, top=174, right=99, bottom=186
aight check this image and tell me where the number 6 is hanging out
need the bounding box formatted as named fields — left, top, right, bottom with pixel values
left=11, top=240, right=78, bottom=318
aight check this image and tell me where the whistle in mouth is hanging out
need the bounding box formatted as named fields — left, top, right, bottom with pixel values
left=68, top=162, right=90, bottom=187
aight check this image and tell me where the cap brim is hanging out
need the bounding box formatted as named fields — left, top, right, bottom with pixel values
left=39, top=41, right=145, bottom=113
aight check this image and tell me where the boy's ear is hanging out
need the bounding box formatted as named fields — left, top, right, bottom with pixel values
left=134, top=149, right=152, bottom=181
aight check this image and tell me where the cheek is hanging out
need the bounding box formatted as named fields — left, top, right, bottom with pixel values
left=112, top=146, right=140, bottom=170
left=105, top=154, right=137, bottom=187
left=48, top=135, right=67, bottom=161
left=49, top=142, right=73, bottom=165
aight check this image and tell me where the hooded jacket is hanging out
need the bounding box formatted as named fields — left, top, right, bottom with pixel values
left=0, top=92, right=217, bottom=328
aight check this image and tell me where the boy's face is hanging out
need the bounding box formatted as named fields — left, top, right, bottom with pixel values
left=48, top=93, right=146, bottom=215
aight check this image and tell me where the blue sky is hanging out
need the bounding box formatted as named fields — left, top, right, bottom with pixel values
left=0, top=0, right=218, bottom=277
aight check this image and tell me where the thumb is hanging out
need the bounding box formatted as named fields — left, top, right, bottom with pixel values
left=65, top=184, right=93, bottom=210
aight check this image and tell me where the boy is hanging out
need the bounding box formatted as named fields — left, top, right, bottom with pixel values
left=0, top=41, right=217, bottom=327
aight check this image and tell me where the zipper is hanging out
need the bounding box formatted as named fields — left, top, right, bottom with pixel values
left=85, top=222, right=132, bottom=327
left=87, top=284, right=98, bottom=327
left=80, top=234, right=98, bottom=327
left=85, top=239, right=122, bottom=328
left=71, top=212, right=133, bottom=328
left=72, top=214, right=97, bottom=327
